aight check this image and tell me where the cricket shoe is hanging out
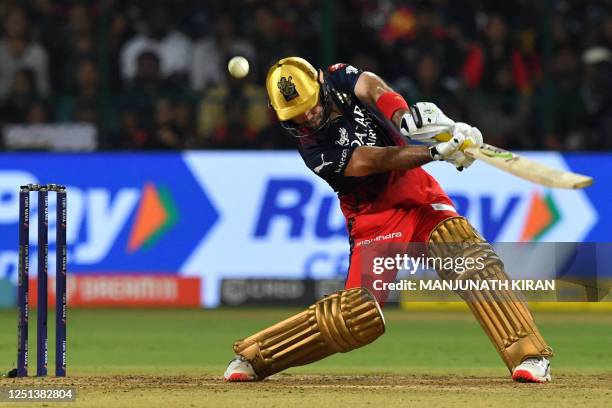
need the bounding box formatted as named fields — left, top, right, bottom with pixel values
left=224, top=355, right=258, bottom=382
left=512, top=357, right=551, bottom=383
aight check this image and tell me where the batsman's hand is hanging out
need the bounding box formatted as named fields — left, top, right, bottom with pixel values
left=429, top=133, right=465, bottom=162
left=451, top=122, right=483, bottom=170
left=432, top=122, right=483, bottom=171
left=399, top=102, right=455, bottom=141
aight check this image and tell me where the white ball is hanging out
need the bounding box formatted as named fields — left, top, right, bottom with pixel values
left=228, top=56, right=249, bottom=79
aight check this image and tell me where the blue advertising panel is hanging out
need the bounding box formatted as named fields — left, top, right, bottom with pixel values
left=0, top=151, right=608, bottom=307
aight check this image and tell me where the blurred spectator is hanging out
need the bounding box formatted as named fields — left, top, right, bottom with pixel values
left=350, top=53, right=381, bottom=75
left=603, top=16, right=612, bottom=49
left=53, top=3, right=99, bottom=93
left=111, top=96, right=196, bottom=150
left=190, top=15, right=255, bottom=91
left=0, top=68, right=39, bottom=123
left=462, top=14, right=533, bottom=93
left=26, top=100, right=50, bottom=124
left=467, top=65, right=533, bottom=148
left=119, top=50, right=185, bottom=137
left=377, top=3, right=447, bottom=81
left=537, top=46, right=587, bottom=150
left=112, top=107, right=151, bottom=150
left=150, top=98, right=186, bottom=149
left=399, top=54, right=452, bottom=103
left=195, top=76, right=270, bottom=148
left=581, top=46, right=612, bottom=149
left=0, top=6, right=49, bottom=98
left=120, top=4, right=192, bottom=85
left=107, top=3, right=134, bottom=91
left=126, top=51, right=177, bottom=97
left=173, top=99, right=196, bottom=145
left=248, top=5, right=297, bottom=84
left=56, top=59, right=103, bottom=125
left=149, top=99, right=200, bottom=150
left=55, top=58, right=105, bottom=148
left=396, top=51, right=465, bottom=122
left=0, top=0, right=610, bottom=152
left=550, top=10, right=575, bottom=49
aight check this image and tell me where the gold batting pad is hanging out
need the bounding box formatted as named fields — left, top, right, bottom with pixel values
left=428, top=217, right=553, bottom=371
left=233, top=287, right=385, bottom=379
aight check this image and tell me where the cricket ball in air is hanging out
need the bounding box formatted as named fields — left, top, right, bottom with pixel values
left=228, top=56, right=249, bottom=79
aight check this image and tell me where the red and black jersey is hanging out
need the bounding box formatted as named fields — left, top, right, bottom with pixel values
left=297, top=63, right=450, bottom=220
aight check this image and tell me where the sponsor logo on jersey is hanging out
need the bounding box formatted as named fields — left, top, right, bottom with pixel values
left=328, top=63, right=347, bottom=72
left=345, top=65, right=358, bottom=74
left=352, top=105, right=378, bottom=146
left=334, top=91, right=353, bottom=106
left=336, top=128, right=349, bottom=146
left=355, top=232, right=403, bottom=248
left=314, top=154, right=333, bottom=174
left=335, top=149, right=349, bottom=174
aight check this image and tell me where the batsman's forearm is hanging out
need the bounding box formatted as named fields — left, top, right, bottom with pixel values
left=345, top=145, right=432, bottom=176
left=381, top=145, right=432, bottom=171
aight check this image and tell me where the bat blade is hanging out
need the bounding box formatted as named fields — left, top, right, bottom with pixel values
left=464, top=144, right=593, bottom=189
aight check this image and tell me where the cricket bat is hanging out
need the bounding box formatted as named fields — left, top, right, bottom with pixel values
left=464, top=143, right=593, bottom=189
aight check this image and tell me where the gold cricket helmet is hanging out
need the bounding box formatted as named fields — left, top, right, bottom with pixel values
left=266, top=57, right=320, bottom=121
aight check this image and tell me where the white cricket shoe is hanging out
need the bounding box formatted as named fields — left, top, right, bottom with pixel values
left=223, top=355, right=258, bottom=382
left=512, top=357, right=551, bottom=383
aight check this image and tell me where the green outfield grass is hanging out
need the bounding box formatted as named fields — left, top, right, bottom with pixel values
left=2, top=308, right=611, bottom=375
left=0, top=308, right=611, bottom=407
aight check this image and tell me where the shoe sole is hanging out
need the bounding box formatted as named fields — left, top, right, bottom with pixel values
left=512, top=369, right=550, bottom=383
left=225, top=372, right=257, bottom=382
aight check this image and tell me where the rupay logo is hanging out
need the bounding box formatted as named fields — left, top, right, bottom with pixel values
left=0, top=154, right=219, bottom=278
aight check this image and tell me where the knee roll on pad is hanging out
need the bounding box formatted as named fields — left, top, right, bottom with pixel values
left=428, top=217, right=553, bottom=371
left=233, top=287, right=386, bottom=379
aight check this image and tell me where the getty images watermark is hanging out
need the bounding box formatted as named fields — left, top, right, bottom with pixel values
left=371, top=253, right=555, bottom=292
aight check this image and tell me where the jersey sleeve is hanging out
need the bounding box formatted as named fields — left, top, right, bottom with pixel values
left=326, top=63, right=362, bottom=94
left=300, top=142, right=356, bottom=189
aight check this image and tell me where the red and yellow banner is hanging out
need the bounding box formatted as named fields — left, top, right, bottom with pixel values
left=29, top=275, right=201, bottom=307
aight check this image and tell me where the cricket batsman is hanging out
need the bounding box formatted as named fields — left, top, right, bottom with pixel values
left=223, top=57, right=553, bottom=383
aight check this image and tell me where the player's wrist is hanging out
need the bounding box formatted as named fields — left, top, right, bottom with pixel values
left=376, top=92, right=408, bottom=122
left=391, top=108, right=409, bottom=128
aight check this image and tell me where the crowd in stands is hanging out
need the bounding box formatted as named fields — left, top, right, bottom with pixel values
left=0, top=0, right=610, bottom=150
